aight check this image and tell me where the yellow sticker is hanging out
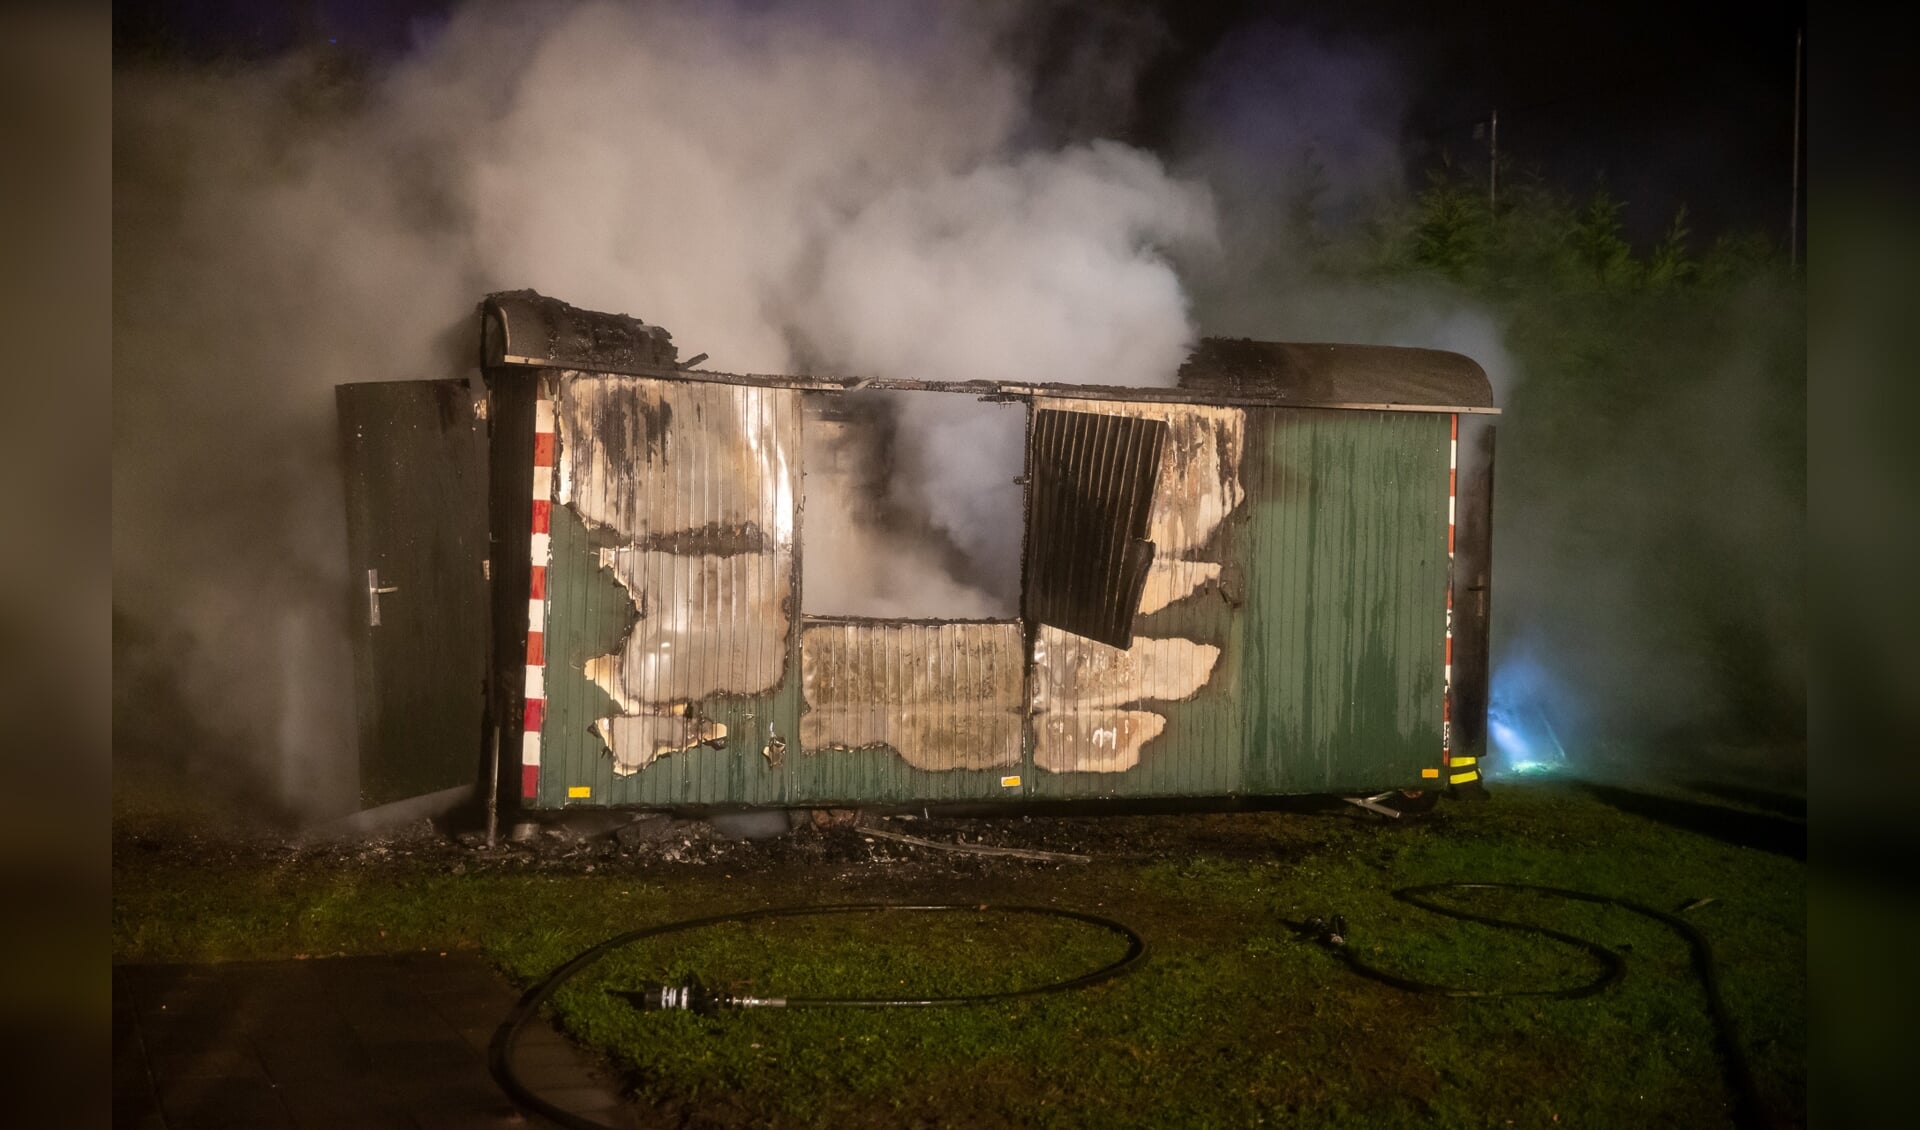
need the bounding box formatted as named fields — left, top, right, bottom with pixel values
left=1421, top=768, right=1440, bottom=779
left=1000, top=775, right=1022, bottom=788
left=567, top=785, right=592, bottom=798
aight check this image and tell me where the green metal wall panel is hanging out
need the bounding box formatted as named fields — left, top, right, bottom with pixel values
left=536, top=501, right=799, bottom=807
left=1025, top=400, right=1247, bottom=800
left=532, top=374, right=801, bottom=808
left=521, top=375, right=1449, bottom=809
left=791, top=620, right=1025, bottom=805
left=1243, top=408, right=1450, bottom=793
left=788, top=749, right=1024, bottom=806
left=1027, top=576, right=1246, bottom=800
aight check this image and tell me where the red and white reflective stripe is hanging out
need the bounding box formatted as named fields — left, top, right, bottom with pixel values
left=1442, top=413, right=1457, bottom=767
left=523, top=395, right=555, bottom=798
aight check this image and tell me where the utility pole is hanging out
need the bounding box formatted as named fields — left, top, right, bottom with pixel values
left=1789, top=30, right=1803, bottom=271
left=1489, top=109, right=1500, bottom=213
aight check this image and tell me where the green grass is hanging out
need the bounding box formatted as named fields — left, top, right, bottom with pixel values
left=112, top=781, right=1804, bottom=1127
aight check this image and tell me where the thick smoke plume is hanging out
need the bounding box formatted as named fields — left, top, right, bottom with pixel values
left=113, top=0, right=1209, bottom=819
left=801, top=142, right=1210, bottom=615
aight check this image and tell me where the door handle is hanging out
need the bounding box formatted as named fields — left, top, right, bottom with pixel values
left=367, top=568, right=400, bottom=627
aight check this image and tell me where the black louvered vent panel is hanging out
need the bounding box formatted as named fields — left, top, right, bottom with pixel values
left=1024, top=409, right=1167, bottom=649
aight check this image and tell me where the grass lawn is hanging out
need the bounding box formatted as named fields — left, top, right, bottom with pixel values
left=112, top=780, right=1805, bottom=1127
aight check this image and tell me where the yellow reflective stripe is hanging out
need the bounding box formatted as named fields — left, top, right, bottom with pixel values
left=1451, top=756, right=1477, bottom=767
left=1449, top=770, right=1480, bottom=785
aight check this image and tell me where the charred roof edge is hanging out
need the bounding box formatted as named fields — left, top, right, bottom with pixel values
left=480, top=291, right=1498, bottom=414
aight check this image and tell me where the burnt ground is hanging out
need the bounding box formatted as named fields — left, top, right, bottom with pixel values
left=115, top=769, right=1807, bottom=891
left=116, top=794, right=1395, bottom=886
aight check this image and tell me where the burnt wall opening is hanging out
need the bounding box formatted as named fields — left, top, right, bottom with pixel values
left=800, top=390, right=1025, bottom=620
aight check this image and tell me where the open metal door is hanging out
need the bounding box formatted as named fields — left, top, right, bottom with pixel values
left=1023, top=409, right=1168, bottom=649
left=337, top=379, right=490, bottom=807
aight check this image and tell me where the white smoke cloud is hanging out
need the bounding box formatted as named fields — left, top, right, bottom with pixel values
left=113, top=0, right=1212, bottom=817
left=803, top=141, right=1211, bottom=387
left=801, top=141, right=1212, bottom=614
left=455, top=0, right=1033, bottom=372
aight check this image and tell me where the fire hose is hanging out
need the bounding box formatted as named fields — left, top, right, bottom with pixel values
left=487, top=903, right=1147, bottom=1130
left=491, top=887, right=1772, bottom=1129
left=1296, top=882, right=1775, bottom=1130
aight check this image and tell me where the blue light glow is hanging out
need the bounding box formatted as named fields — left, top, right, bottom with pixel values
left=1488, top=716, right=1531, bottom=763
left=1485, top=656, right=1572, bottom=778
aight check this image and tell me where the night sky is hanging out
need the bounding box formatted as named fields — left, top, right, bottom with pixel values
left=114, top=0, right=1804, bottom=247
left=1143, top=0, right=1806, bottom=243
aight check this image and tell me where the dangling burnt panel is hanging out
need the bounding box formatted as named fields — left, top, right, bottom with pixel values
left=1024, top=410, right=1169, bottom=649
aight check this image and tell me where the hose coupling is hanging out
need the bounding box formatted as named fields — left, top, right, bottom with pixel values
left=615, top=976, right=730, bottom=1015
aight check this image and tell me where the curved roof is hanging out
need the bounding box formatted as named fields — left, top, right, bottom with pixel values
left=481, top=290, right=1496, bottom=413
left=1176, top=338, right=1494, bottom=410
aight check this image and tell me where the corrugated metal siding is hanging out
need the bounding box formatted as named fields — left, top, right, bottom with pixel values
left=1026, top=398, right=1246, bottom=798
left=792, top=620, right=1024, bottom=804
left=524, top=376, right=1447, bottom=808
left=1242, top=408, right=1449, bottom=793
left=536, top=373, right=800, bottom=808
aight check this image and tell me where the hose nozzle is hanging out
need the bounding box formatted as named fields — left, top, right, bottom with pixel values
left=614, top=976, right=729, bottom=1015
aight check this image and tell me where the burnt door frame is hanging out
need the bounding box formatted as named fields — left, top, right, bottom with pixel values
left=1449, top=416, right=1496, bottom=786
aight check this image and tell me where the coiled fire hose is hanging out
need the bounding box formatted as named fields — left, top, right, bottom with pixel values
left=1297, top=882, right=1775, bottom=1130
left=488, top=903, right=1147, bottom=1130
left=492, top=887, right=1774, bottom=1130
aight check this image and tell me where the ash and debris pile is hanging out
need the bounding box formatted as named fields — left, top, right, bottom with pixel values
left=115, top=801, right=1365, bottom=878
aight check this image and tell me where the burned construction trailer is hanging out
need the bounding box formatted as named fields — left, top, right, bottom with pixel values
left=337, top=291, right=1496, bottom=815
